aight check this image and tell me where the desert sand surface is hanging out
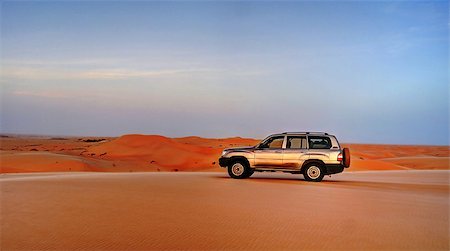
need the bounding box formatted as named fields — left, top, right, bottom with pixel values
left=2, top=170, right=448, bottom=250
left=1, top=134, right=449, bottom=173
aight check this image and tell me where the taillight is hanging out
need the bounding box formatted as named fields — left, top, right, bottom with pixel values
left=337, top=153, right=343, bottom=161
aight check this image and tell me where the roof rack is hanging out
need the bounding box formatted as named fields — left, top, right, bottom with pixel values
left=282, top=132, right=328, bottom=135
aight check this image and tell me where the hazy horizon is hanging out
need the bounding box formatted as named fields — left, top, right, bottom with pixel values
left=1, top=1, right=448, bottom=145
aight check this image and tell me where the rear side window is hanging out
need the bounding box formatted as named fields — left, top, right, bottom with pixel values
left=286, top=136, right=307, bottom=149
left=308, top=136, right=332, bottom=149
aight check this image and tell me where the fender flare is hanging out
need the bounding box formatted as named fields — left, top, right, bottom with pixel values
left=229, top=156, right=251, bottom=168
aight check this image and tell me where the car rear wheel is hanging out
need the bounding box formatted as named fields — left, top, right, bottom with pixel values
left=303, top=163, right=324, bottom=182
left=228, top=160, right=253, bottom=179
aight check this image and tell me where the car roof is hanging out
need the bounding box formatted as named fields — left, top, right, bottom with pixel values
left=264, top=132, right=334, bottom=139
left=282, top=132, right=329, bottom=135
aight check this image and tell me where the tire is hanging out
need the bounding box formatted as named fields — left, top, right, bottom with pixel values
left=303, top=163, right=325, bottom=182
left=342, top=148, right=351, bottom=168
left=244, top=167, right=254, bottom=178
left=228, top=160, right=253, bottom=179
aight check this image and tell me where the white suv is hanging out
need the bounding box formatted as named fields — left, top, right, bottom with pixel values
left=218, top=132, right=350, bottom=182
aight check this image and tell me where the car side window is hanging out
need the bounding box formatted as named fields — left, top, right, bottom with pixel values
left=286, top=136, right=307, bottom=149
left=259, top=136, right=284, bottom=149
left=308, top=136, right=332, bottom=149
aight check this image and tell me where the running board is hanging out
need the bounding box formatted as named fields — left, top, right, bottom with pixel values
left=254, top=167, right=301, bottom=173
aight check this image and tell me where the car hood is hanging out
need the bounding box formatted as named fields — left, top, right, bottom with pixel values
left=224, top=146, right=255, bottom=152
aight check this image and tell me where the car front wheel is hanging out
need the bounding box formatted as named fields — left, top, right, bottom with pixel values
left=228, top=160, right=253, bottom=179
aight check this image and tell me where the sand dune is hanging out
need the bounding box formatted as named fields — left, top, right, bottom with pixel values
left=343, top=143, right=449, bottom=171
left=0, top=134, right=258, bottom=173
left=1, top=151, right=91, bottom=173
left=1, top=135, right=448, bottom=173
left=0, top=151, right=117, bottom=173
left=346, top=158, right=410, bottom=171
left=346, top=143, right=450, bottom=159
left=85, top=134, right=226, bottom=171
left=174, top=136, right=259, bottom=148
left=381, top=156, right=450, bottom=170
left=1, top=171, right=448, bottom=250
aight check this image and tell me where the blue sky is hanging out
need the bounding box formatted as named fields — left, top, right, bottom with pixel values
left=1, top=1, right=448, bottom=144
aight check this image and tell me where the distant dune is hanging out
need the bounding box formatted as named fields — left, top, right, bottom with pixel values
left=343, top=143, right=450, bottom=171
left=86, top=134, right=221, bottom=171
left=0, top=134, right=448, bottom=173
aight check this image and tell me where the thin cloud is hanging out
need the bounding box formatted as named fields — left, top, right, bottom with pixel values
left=12, top=90, right=69, bottom=98
left=10, top=89, right=122, bottom=100
left=2, top=58, right=125, bottom=67
left=78, top=68, right=220, bottom=80
left=1, top=67, right=222, bottom=80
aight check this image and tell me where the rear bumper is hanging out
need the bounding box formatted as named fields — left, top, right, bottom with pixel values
left=324, top=164, right=345, bottom=175
left=219, top=157, right=230, bottom=168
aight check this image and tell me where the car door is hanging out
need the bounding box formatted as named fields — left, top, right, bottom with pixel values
left=282, top=136, right=309, bottom=169
left=254, top=135, right=285, bottom=167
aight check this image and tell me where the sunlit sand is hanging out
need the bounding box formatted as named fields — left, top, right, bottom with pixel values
left=2, top=171, right=448, bottom=250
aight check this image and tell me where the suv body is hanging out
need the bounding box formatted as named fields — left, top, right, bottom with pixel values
left=219, top=132, right=350, bottom=182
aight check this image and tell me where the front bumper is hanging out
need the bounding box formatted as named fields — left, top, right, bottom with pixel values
left=219, top=157, right=230, bottom=168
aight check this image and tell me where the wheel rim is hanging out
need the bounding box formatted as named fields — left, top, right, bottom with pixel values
left=307, top=166, right=321, bottom=179
left=231, top=163, right=244, bottom=176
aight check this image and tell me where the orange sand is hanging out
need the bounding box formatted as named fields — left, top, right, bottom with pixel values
left=1, top=171, right=448, bottom=250
left=1, top=135, right=448, bottom=173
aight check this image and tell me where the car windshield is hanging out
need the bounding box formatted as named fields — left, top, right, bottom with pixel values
left=258, top=136, right=284, bottom=149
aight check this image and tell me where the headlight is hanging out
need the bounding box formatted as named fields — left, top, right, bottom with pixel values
left=221, top=150, right=228, bottom=156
